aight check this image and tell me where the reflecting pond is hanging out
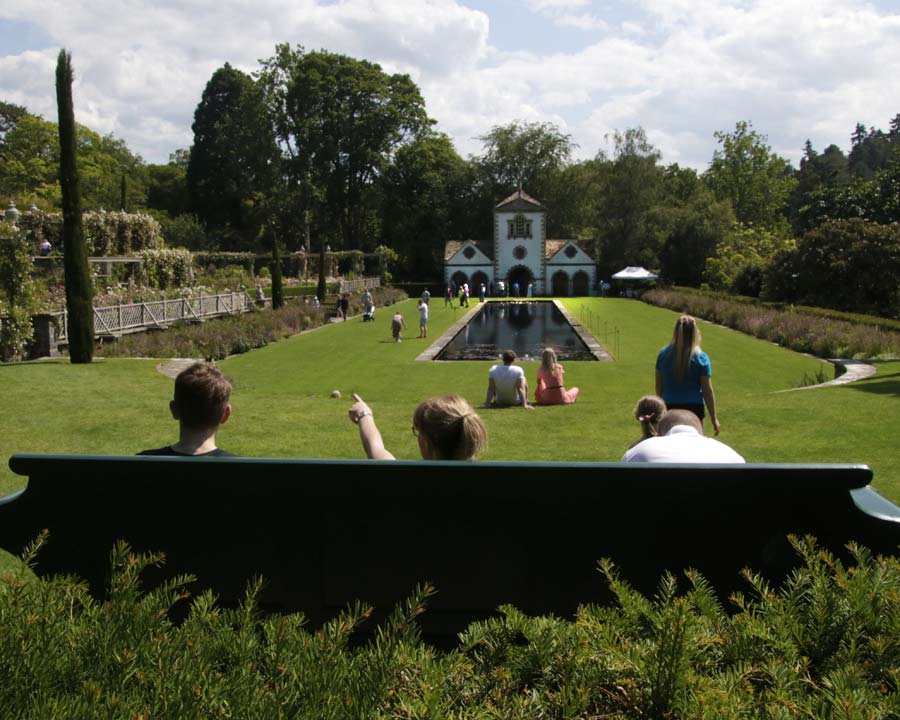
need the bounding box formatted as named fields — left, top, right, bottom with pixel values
left=435, top=301, right=595, bottom=361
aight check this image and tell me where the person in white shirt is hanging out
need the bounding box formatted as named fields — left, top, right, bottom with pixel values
left=417, top=299, right=429, bottom=338
left=621, top=409, right=744, bottom=463
left=486, top=350, right=533, bottom=409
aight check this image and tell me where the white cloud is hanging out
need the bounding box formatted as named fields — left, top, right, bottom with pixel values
left=1, top=0, right=899, bottom=173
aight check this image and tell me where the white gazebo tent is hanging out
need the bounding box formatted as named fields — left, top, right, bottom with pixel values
left=611, top=266, right=659, bottom=280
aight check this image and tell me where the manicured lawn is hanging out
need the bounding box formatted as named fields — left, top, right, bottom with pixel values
left=1, top=298, right=898, bottom=511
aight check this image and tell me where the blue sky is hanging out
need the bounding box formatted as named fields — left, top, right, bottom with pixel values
left=1, top=0, right=899, bottom=172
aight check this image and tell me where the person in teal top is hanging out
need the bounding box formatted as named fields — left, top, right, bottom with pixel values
left=655, top=315, right=721, bottom=435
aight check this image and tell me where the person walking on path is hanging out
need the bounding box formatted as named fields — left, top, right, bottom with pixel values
left=479, top=282, right=486, bottom=302
left=655, top=315, right=721, bottom=434
left=445, top=284, right=453, bottom=307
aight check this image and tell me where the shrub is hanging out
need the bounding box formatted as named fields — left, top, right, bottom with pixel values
left=3, top=536, right=900, bottom=717
left=17, top=208, right=164, bottom=256
left=136, top=248, right=194, bottom=289
left=0, top=223, right=36, bottom=360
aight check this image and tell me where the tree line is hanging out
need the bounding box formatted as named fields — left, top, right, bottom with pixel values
left=2, top=45, right=899, bottom=316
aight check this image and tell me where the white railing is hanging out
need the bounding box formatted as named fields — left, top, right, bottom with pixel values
left=52, top=290, right=253, bottom=341
left=339, top=277, right=381, bottom=294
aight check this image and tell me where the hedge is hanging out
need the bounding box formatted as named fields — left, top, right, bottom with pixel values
left=646, top=287, right=900, bottom=359
left=17, top=208, right=164, bottom=256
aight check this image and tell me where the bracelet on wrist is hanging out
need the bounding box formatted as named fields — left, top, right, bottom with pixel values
left=357, top=410, right=373, bottom=420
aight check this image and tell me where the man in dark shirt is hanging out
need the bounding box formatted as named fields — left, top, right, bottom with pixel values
left=139, top=362, right=236, bottom=457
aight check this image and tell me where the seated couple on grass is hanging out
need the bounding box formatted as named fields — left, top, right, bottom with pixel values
left=484, top=349, right=579, bottom=409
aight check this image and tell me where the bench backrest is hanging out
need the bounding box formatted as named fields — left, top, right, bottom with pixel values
left=2, top=455, right=899, bottom=638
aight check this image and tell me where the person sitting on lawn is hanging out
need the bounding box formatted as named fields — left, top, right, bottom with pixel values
left=139, top=362, right=235, bottom=457
left=535, top=348, right=579, bottom=405
left=621, top=409, right=743, bottom=463
left=486, top=349, right=533, bottom=409
left=628, top=395, right=667, bottom=449
left=348, top=393, right=487, bottom=460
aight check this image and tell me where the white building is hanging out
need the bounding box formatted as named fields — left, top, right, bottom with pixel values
left=443, top=189, right=596, bottom=296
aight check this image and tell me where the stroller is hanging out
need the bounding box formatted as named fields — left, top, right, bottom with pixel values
left=362, top=302, right=375, bottom=322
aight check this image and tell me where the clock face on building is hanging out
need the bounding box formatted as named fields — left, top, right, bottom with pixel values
left=513, top=245, right=527, bottom=260
left=463, top=246, right=476, bottom=259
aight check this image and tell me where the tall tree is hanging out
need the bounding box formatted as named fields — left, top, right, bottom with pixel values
left=594, top=127, right=665, bottom=276
left=187, top=64, right=274, bottom=249
left=477, top=121, right=574, bottom=193
left=269, top=227, right=284, bottom=310
left=260, top=45, right=431, bottom=251
left=55, top=49, right=94, bottom=363
left=380, top=132, right=470, bottom=279
left=704, top=121, right=796, bottom=231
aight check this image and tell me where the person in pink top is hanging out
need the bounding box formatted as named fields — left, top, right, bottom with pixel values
left=535, top=348, right=579, bottom=405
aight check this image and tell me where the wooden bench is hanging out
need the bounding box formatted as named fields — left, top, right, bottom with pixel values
left=2, top=455, right=899, bottom=639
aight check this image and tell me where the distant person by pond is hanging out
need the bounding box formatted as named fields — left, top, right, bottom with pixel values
left=348, top=393, right=487, bottom=460
left=417, top=299, right=428, bottom=338
left=445, top=285, right=453, bottom=307
left=139, top=362, right=235, bottom=457
left=621, top=410, right=743, bottom=463
left=535, top=348, right=579, bottom=405
left=656, top=315, right=721, bottom=435
left=486, top=349, right=533, bottom=409
left=629, top=395, right=666, bottom=449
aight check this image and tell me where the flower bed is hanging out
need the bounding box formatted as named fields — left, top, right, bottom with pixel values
left=95, top=287, right=407, bottom=360
left=644, top=288, right=900, bottom=359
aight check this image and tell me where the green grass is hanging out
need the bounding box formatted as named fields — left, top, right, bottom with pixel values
left=2, top=298, right=899, bottom=507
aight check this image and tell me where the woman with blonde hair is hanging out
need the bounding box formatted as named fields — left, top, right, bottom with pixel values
left=535, top=348, right=579, bottom=405
left=655, top=315, right=720, bottom=434
left=629, top=395, right=666, bottom=449
left=349, top=393, right=487, bottom=460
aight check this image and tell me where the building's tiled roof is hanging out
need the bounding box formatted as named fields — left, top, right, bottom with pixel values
left=495, top=188, right=545, bottom=211
left=544, top=239, right=567, bottom=259
left=444, top=240, right=493, bottom=261
left=545, top=239, right=594, bottom=260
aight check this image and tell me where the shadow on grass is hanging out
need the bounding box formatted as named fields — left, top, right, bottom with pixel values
left=845, top=370, right=900, bottom=397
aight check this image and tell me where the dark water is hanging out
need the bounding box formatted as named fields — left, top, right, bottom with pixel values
left=435, top=301, right=594, bottom=361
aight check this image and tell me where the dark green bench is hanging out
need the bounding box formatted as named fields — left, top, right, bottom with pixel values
left=2, top=454, right=899, bottom=638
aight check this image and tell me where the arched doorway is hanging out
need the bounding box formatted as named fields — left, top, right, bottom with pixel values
left=507, top=265, right=533, bottom=297
left=572, top=271, right=590, bottom=296
left=470, top=270, right=489, bottom=295
left=551, top=271, right=569, bottom=297
left=451, top=271, right=469, bottom=289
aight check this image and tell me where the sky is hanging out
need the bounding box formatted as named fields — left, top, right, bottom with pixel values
left=1, top=0, right=899, bottom=172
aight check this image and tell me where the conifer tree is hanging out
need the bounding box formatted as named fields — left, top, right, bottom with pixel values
left=55, top=49, right=94, bottom=363
left=316, top=241, right=327, bottom=304
left=270, top=228, right=284, bottom=310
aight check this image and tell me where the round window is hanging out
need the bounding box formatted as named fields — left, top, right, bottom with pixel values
left=513, top=245, right=527, bottom=260
left=463, top=246, right=476, bottom=259
left=564, top=245, right=578, bottom=259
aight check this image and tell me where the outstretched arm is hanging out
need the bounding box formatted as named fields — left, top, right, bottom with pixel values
left=517, top=377, right=534, bottom=410
left=699, top=376, right=720, bottom=435
left=485, top=378, right=496, bottom=407
left=348, top=393, right=396, bottom=460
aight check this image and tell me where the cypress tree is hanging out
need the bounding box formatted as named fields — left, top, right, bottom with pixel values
left=120, top=174, right=127, bottom=211
left=55, top=49, right=94, bottom=363
left=316, top=241, right=327, bottom=304
left=270, top=228, right=284, bottom=310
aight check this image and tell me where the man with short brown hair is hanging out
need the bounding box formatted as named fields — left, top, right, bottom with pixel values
left=139, top=362, right=235, bottom=456
left=486, top=349, right=533, bottom=409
